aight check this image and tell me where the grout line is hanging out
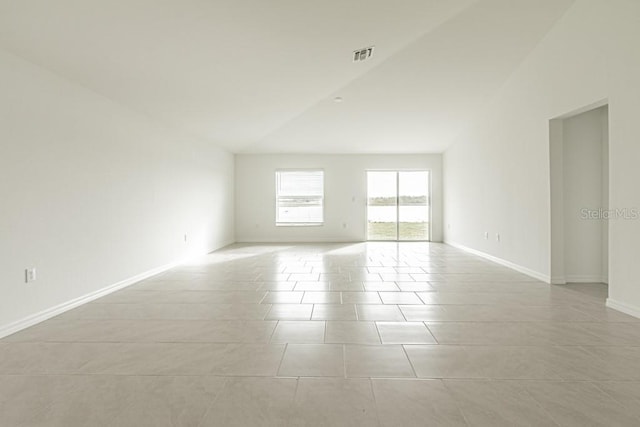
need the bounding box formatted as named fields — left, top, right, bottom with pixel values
left=423, top=322, right=439, bottom=344
left=285, top=375, right=302, bottom=427
left=343, top=344, right=347, bottom=379
left=258, top=291, right=268, bottom=304
left=374, top=321, right=383, bottom=344
left=275, top=342, right=289, bottom=377
left=368, top=377, right=384, bottom=427
left=0, top=373, right=633, bottom=381
left=519, top=381, right=563, bottom=426
left=268, top=320, right=280, bottom=343
left=401, top=344, right=418, bottom=378
left=399, top=305, right=409, bottom=322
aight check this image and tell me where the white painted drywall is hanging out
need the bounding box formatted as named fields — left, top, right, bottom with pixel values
left=443, top=0, right=640, bottom=315
left=0, top=49, right=235, bottom=333
left=235, top=154, right=442, bottom=242
left=562, top=106, right=607, bottom=283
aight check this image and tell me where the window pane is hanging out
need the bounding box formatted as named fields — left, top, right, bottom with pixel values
left=276, top=170, right=324, bottom=225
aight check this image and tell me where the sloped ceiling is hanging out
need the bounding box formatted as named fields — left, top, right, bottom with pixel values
left=0, top=0, right=574, bottom=153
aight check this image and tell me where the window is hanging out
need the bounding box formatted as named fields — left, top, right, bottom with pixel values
left=276, top=170, right=324, bottom=226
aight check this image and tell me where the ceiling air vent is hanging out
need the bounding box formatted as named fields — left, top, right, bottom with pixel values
left=353, top=46, right=374, bottom=62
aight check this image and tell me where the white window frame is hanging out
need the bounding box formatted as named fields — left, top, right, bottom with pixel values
left=275, top=169, right=324, bottom=226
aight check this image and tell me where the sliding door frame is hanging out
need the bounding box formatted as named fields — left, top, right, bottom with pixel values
left=365, top=169, right=432, bottom=242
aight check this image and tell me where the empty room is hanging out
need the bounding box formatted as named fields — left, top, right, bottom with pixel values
left=2, top=0, right=640, bottom=426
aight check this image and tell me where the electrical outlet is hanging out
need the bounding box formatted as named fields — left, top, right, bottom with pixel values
left=484, top=232, right=489, bottom=240
left=25, top=268, right=37, bottom=283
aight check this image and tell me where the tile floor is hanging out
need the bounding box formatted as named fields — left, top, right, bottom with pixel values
left=2, top=242, right=640, bottom=426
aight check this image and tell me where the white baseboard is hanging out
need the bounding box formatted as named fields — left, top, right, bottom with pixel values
left=0, top=261, right=179, bottom=340
left=236, top=238, right=444, bottom=244
left=606, top=298, right=640, bottom=319
left=445, top=241, right=550, bottom=283
left=564, top=275, right=607, bottom=284
left=236, top=238, right=363, bottom=243
left=551, top=276, right=567, bottom=285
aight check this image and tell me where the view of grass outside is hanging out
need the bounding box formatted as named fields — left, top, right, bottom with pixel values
left=367, top=221, right=430, bottom=241
left=367, top=171, right=430, bottom=241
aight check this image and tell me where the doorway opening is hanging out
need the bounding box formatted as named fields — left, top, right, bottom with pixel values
left=366, top=171, right=431, bottom=241
left=550, top=102, right=609, bottom=289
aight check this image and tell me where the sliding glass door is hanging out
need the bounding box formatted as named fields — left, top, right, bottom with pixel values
left=367, top=172, right=398, bottom=240
left=398, top=171, right=430, bottom=241
left=367, top=171, right=430, bottom=241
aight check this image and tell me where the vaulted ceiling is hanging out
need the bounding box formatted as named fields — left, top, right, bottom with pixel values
left=0, top=0, right=574, bottom=153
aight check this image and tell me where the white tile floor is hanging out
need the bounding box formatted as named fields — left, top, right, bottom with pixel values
left=2, top=242, right=640, bottom=426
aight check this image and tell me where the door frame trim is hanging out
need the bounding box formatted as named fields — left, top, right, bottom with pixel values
left=365, top=169, right=432, bottom=242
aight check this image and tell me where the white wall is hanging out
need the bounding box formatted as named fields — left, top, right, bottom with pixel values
left=443, top=0, right=640, bottom=316
left=235, top=154, right=442, bottom=242
left=0, top=49, right=235, bottom=335
left=562, top=106, right=608, bottom=283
